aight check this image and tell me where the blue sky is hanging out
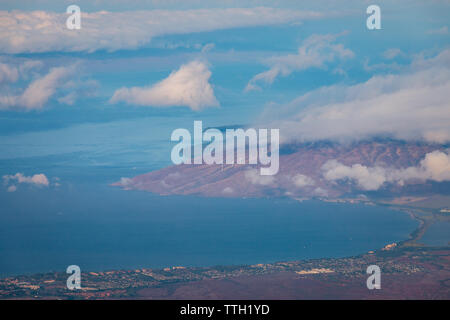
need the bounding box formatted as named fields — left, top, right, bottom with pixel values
left=0, top=0, right=449, bottom=191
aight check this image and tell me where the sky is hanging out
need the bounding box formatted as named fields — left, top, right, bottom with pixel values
left=0, top=0, right=449, bottom=193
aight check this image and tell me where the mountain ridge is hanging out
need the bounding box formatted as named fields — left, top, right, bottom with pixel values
left=113, top=140, right=449, bottom=199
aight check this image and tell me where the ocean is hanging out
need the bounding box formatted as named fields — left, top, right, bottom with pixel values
left=0, top=185, right=418, bottom=277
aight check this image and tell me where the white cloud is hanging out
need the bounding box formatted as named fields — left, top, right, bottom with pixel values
left=18, top=66, right=75, bottom=110
left=245, top=168, right=275, bottom=186
left=322, top=150, right=450, bottom=191
left=394, top=150, right=450, bottom=182
left=222, top=187, right=234, bottom=194
left=259, top=49, right=450, bottom=144
left=116, top=177, right=133, bottom=190
left=110, top=60, right=219, bottom=110
left=0, top=61, right=96, bottom=111
left=313, top=187, right=328, bottom=197
left=3, top=173, right=50, bottom=191
left=0, top=65, right=76, bottom=111
left=246, top=33, right=354, bottom=91
left=0, top=58, right=43, bottom=85
left=0, top=8, right=325, bottom=54
left=292, top=174, right=315, bottom=187
left=322, top=160, right=388, bottom=191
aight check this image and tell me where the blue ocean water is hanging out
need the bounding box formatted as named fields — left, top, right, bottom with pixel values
left=0, top=185, right=418, bottom=277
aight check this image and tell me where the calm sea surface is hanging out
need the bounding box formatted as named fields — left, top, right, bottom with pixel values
left=0, top=186, right=418, bottom=277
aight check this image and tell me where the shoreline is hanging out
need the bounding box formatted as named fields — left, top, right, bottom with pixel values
left=0, top=199, right=431, bottom=281
left=0, top=199, right=448, bottom=299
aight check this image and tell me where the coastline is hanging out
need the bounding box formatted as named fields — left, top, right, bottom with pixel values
left=0, top=197, right=419, bottom=278
left=1, top=199, right=446, bottom=299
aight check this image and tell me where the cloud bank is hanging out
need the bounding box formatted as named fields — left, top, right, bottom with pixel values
left=110, top=60, right=218, bottom=110
left=322, top=150, right=450, bottom=191
left=0, top=8, right=324, bottom=54
left=259, top=49, right=450, bottom=144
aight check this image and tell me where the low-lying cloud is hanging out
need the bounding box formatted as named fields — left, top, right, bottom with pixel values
left=292, top=174, right=315, bottom=187
left=259, top=49, right=450, bottom=144
left=3, top=172, right=51, bottom=192
left=322, top=150, right=450, bottom=191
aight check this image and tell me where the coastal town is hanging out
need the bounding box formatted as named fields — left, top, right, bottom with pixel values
left=1, top=204, right=449, bottom=300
